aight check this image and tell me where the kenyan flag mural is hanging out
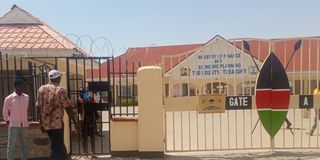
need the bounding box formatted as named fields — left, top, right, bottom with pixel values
left=255, top=52, right=290, bottom=138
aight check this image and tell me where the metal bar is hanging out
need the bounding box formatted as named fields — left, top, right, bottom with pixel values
left=180, top=111, right=183, bottom=150
left=33, top=62, right=38, bottom=121
left=212, top=113, right=214, bottom=150
left=188, top=111, right=191, bottom=151
left=6, top=54, right=10, bottom=94
left=19, top=57, right=22, bottom=71
left=235, top=110, right=238, bottom=149
left=227, top=110, right=230, bottom=149
left=98, top=58, right=103, bottom=154
left=66, top=58, right=73, bottom=154
left=173, top=112, right=176, bottom=151
left=165, top=112, right=168, bottom=151
left=219, top=113, right=222, bottom=149
left=125, top=60, right=129, bottom=116
left=170, top=57, right=173, bottom=98
left=250, top=108, right=253, bottom=148
left=83, top=58, right=86, bottom=95
left=112, top=56, right=115, bottom=116
left=13, top=56, right=17, bottom=76
left=196, top=112, right=199, bottom=150
left=300, top=41, right=303, bottom=148
left=132, top=62, right=136, bottom=116
left=75, top=59, right=81, bottom=154
left=317, top=40, right=320, bottom=148
left=54, top=57, right=58, bottom=70
left=204, top=113, right=207, bottom=150
left=308, top=40, right=311, bottom=148
left=107, top=57, right=112, bottom=153
left=119, top=58, right=122, bottom=116
left=0, top=52, right=4, bottom=116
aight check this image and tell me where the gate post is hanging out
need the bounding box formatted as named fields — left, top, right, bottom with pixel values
left=137, top=66, right=164, bottom=158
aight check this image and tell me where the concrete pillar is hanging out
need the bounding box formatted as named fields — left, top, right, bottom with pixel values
left=137, top=66, right=164, bottom=158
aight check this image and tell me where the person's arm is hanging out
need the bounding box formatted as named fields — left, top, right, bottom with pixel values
left=61, top=88, right=79, bottom=131
left=36, top=89, right=46, bottom=132
left=2, top=97, right=10, bottom=125
left=66, top=107, right=78, bottom=126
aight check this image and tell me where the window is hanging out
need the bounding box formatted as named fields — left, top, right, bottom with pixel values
left=121, top=85, right=132, bottom=97
left=182, top=83, right=188, bottom=96
left=205, top=82, right=227, bottom=94
left=165, top=84, right=169, bottom=97
left=294, top=80, right=302, bottom=95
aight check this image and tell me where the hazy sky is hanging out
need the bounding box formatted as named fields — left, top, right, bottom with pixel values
left=1, top=0, right=320, bottom=56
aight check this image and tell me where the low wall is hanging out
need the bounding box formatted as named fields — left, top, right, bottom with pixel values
left=0, top=121, right=50, bottom=159
left=110, top=117, right=138, bottom=157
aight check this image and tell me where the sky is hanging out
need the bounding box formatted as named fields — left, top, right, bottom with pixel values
left=1, top=0, right=320, bottom=56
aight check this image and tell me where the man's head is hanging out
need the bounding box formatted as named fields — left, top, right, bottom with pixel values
left=14, top=78, right=25, bottom=95
left=48, top=70, right=62, bottom=84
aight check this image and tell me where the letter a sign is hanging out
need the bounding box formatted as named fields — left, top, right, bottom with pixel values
left=299, top=95, right=313, bottom=109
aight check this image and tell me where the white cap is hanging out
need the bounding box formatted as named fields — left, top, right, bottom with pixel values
left=48, top=70, right=62, bottom=79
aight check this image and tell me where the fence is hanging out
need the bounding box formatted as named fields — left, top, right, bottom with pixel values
left=110, top=57, right=140, bottom=118
left=162, top=37, right=320, bottom=152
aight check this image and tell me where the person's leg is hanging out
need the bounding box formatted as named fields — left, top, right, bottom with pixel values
left=47, top=129, right=67, bottom=160
left=310, top=109, right=318, bottom=135
left=47, top=130, right=57, bottom=160
left=285, top=118, right=292, bottom=128
left=19, top=127, right=28, bottom=160
left=90, top=135, right=95, bottom=154
left=7, top=127, right=18, bottom=160
left=82, top=137, right=88, bottom=153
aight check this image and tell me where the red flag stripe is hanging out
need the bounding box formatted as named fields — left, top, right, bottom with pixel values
left=256, top=89, right=290, bottom=110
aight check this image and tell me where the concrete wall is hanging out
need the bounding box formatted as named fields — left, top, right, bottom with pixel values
left=110, top=66, right=164, bottom=158
left=0, top=122, right=50, bottom=159
left=110, top=118, right=138, bottom=154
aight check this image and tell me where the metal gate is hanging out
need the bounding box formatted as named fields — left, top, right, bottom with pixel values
left=0, top=53, right=114, bottom=156
left=66, top=56, right=112, bottom=156
left=162, top=37, right=320, bottom=152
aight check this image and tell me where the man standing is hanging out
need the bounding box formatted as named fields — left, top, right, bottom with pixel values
left=310, top=82, right=320, bottom=136
left=37, top=70, right=78, bottom=160
left=3, top=78, right=29, bottom=160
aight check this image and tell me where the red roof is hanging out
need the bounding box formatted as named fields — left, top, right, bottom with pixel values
left=89, top=36, right=320, bottom=79
left=233, top=37, right=320, bottom=72
left=0, top=5, right=88, bottom=56
left=87, top=44, right=202, bottom=79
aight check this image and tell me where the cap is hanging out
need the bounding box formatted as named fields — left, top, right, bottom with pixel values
left=48, top=70, right=62, bottom=79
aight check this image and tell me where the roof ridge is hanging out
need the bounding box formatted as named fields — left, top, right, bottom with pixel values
left=6, top=5, right=89, bottom=56
left=9, top=4, right=42, bottom=24
left=229, top=36, right=320, bottom=41
left=127, top=43, right=203, bottom=50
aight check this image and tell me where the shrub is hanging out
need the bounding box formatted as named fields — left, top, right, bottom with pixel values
left=120, top=97, right=138, bottom=106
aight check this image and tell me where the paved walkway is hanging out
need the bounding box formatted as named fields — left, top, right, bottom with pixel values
left=72, top=150, right=320, bottom=160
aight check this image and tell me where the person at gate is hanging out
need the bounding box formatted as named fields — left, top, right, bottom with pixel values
left=37, top=70, right=79, bottom=160
left=285, top=118, right=292, bottom=129
left=309, top=82, right=320, bottom=136
left=78, top=89, right=97, bottom=154
left=2, top=78, right=29, bottom=160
